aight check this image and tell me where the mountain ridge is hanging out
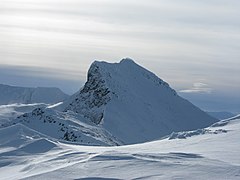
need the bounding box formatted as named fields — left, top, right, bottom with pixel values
left=0, top=84, right=69, bottom=105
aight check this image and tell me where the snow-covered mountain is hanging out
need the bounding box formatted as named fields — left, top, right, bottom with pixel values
left=0, top=84, right=69, bottom=105
left=62, top=58, right=217, bottom=144
left=1, top=59, right=218, bottom=145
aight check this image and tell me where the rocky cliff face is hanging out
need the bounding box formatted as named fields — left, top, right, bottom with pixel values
left=64, top=62, right=112, bottom=124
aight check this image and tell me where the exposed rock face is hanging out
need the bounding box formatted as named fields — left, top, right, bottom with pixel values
left=64, top=62, right=111, bottom=124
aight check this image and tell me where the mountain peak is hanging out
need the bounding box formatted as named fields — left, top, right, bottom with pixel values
left=120, top=57, right=135, bottom=64
left=91, top=58, right=139, bottom=73
left=64, top=59, right=177, bottom=125
left=89, top=58, right=173, bottom=90
left=63, top=58, right=217, bottom=144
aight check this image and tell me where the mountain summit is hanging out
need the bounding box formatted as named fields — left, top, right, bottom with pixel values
left=64, top=59, right=217, bottom=144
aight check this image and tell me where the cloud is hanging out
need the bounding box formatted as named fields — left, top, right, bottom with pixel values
left=0, top=0, right=239, bottom=112
left=180, top=83, right=213, bottom=94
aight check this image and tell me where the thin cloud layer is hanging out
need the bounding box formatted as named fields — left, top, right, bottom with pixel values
left=0, top=0, right=239, bottom=112
left=180, top=83, right=213, bottom=94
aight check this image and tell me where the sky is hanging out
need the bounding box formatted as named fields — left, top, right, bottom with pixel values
left=0, top=0, right=239, bottom=113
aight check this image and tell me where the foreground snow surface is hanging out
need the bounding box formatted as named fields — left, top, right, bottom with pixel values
left=0, top=117, right=239, bottom=180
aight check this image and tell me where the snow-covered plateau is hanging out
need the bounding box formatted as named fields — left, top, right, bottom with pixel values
left=0, top=59, right=239, bottom=179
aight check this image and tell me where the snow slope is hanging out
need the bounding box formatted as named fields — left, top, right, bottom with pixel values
left=63, top=58, right=218, bottom=144
left=3, top=107, right=122, bottom=146
left=0, top=84, right=69, bottom=105
left=0, top=116, right=239, bottom=179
